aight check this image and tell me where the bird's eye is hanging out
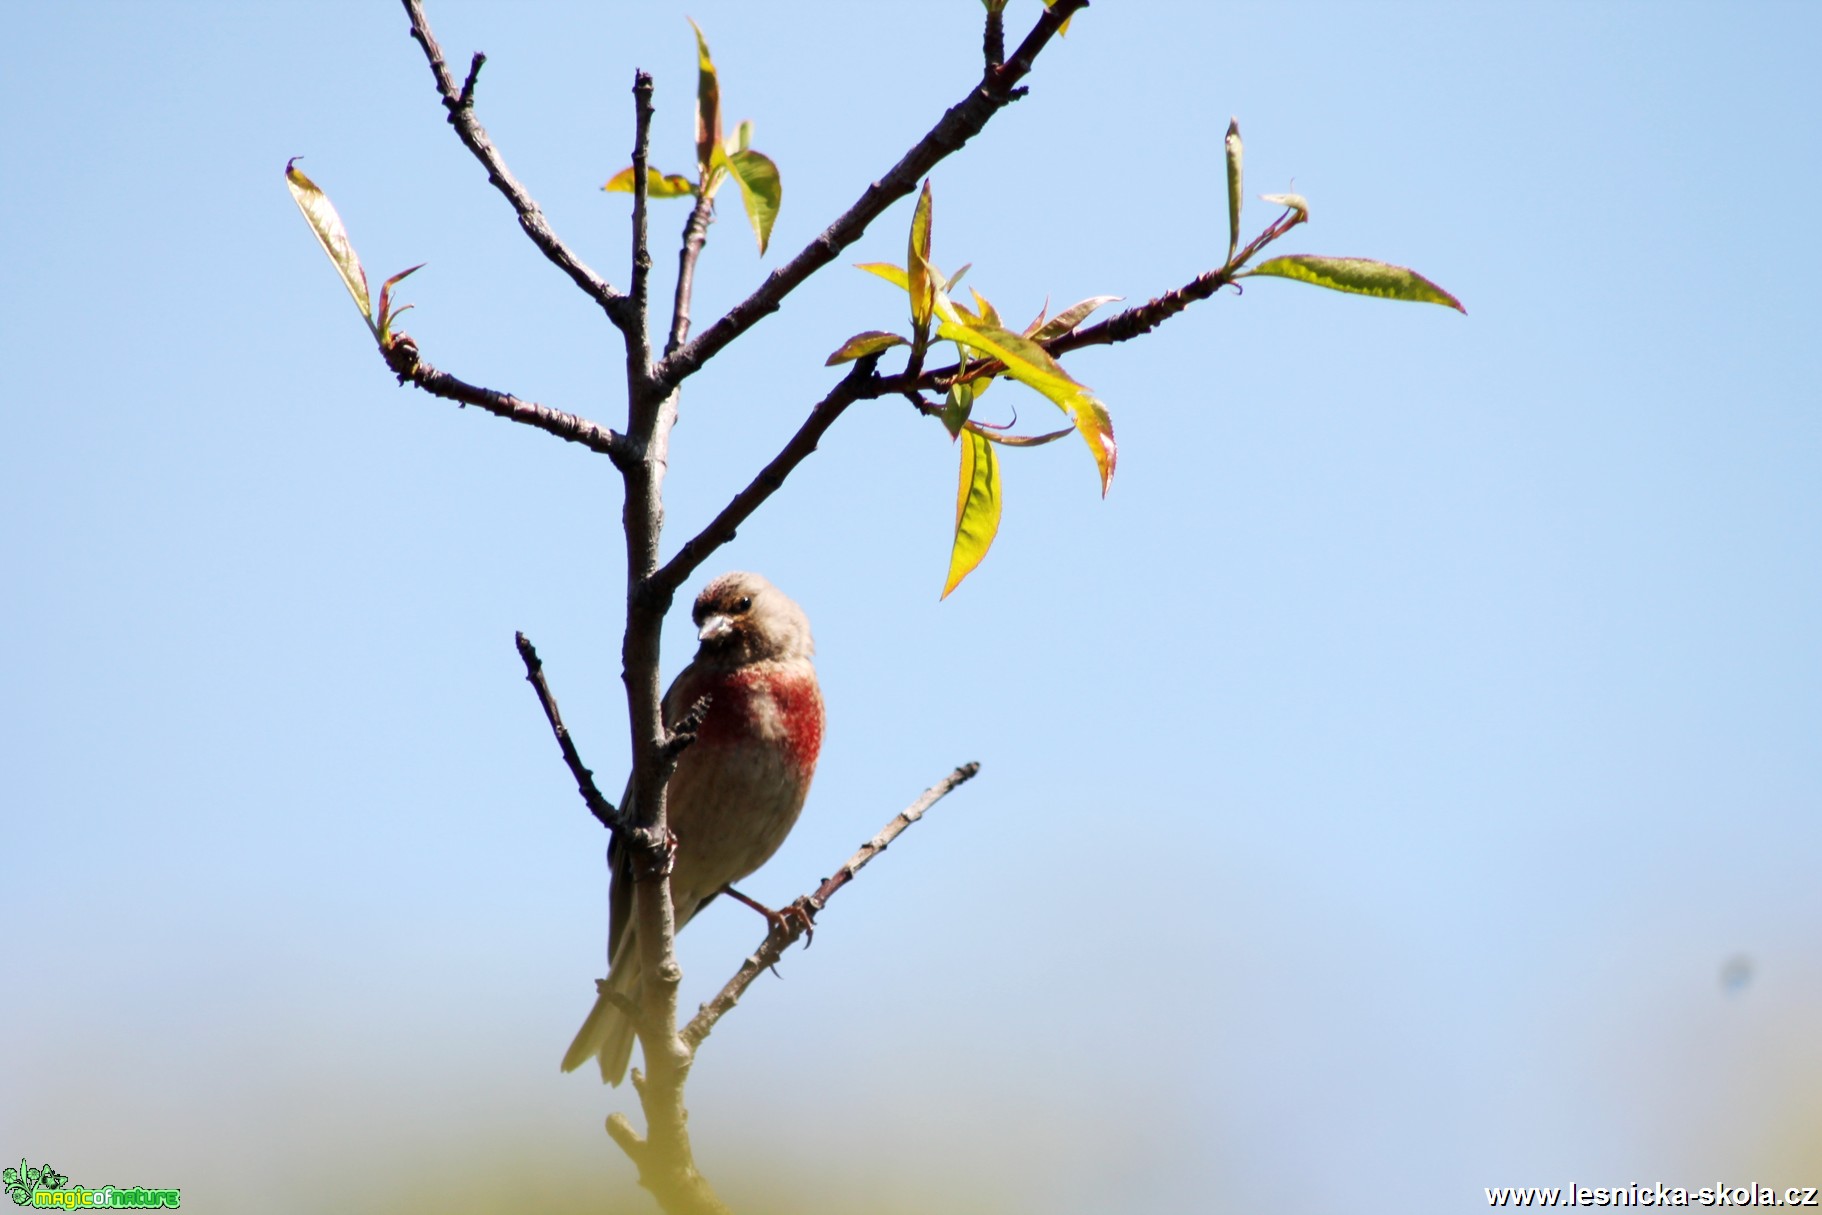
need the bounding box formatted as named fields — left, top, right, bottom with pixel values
left=734, top=596, right=753, bottom=612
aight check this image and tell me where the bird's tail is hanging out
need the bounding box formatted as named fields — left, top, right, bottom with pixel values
left=561, top=937, right=640, bottom=1085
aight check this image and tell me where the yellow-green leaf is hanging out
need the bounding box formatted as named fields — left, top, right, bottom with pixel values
left=284, top=158, right=373, bottom=333
left=934, top=319, right=1117, bottom=494
left=942, top=426, right=1001, bottom=599
left=687, top=18, right=722, bottom=180
left=1260, top=191, right=1309, bottom=222
left=724, top=147, right=781, bottom=254
left=602, top=166, right=697, bottom=197
left=857, top=261, right=910, bottom=291
left=824, top=330, right=907, bottom=365
left=1224, top=118, right=1243, bottom=260
left=1026, top=294, right=1121, bottom=341
left=858, top=258, right=964, bottom=327
left=1246, top=255, right=1466, bottom=312
left=729, top=118, right=753, bottom=155
left=908, top=180, right=935, bottom=330
left=969, top=288, right=1002, bottom=330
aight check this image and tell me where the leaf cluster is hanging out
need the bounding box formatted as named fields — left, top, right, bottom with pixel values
left=826, top=121, right=1461, bottom=596
left=602, top=22, right=781, bottom=254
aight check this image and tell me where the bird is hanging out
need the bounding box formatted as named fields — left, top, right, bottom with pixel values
left=562, top=571, right=825, bottom=1084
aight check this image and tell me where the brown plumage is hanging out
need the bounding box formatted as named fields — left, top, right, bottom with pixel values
left=562, top=571, right=824, bottom=1084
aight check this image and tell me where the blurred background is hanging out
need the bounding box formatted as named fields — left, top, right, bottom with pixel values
left=5, top=2, right=1819, bottom=1211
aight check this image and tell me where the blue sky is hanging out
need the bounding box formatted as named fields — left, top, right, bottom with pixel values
left=5, top=3, right=1820, bottom=1212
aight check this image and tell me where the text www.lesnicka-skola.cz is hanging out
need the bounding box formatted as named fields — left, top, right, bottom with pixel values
left=1487, top=1184, right=1820, bottom=1208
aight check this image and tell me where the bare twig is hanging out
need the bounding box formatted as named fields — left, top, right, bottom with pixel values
left=651, top=354, right=883, bottom=598
left=682, top=762, right=982, bottom=1049
left=515, top=632, right=621, bottom=832
left=983, top=6, right=1005, bottom=70
left=383, top=339, right=634, bottom=464
left=628, top=71, right=657, bottom=379
left=667, top=193, right=716, bottom=357
left=401, top=0, right=630, bottom=328
left=650, top=0, right=1088, bottom=394
left=457, top=51, right=484, bottom=109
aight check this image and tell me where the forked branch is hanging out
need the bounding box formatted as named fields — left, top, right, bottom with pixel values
left=650, top=0, right=1089, bottom=393
left=402, top=0, right=631, bottom=329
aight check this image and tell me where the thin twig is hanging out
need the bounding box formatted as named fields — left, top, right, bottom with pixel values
left=400, top=0, right=630, bottom=328
left=682, top=762, right=982, bottom=1049
left=383, top=339, right=634, bottom=464
left=650, top=0, right=1088, bottom=394
left=628, top=72, right=656, bottom=379
left=870, top=209, right=1310, bottom=397
left=983, top=6, right=1005, bottom=70
left=1048, top=209, right=1306, bottom=357
left=651, top=355, right=882, bottom=598
left=515, top=632, right=621, bottom=832
left=667, top=193, right=716, bottom=357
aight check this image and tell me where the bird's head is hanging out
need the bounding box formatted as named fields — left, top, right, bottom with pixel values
left=691, top=571, right=814, bottom=666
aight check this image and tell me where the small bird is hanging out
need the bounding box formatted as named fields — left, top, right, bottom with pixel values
left=562, top=571, right=825, bottom=1084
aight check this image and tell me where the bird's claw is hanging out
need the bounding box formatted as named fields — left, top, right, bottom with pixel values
left=724, top=886, right=819, bottom=947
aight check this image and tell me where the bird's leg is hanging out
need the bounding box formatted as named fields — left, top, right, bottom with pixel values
left=723, top=885, right=818, bottom=947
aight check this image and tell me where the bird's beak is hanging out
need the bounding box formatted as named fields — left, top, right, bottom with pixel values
left=698, top=614, right=733, bottom=643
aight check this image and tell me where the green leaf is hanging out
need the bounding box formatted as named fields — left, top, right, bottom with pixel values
left=942, top=426, right=1002, bottom=599
left=724, top=147, right=781, bottom=254
left=824, top=330, right=907, bottom=365
left=934, top=318, right=1117, bottom=494
left=729, top=118, right=753, bottom=154
left=939, top=377, right=978, bottom=439
left=1026, top=294, right=1121, bottom=341
left=687, top=18, right=722, bottom=180
left=602, top=166, right=697, bottom=197
left=1245, top=255, right=1466, bottom=312
left=1224, top=118, right=1243, bottom=260
left=284, top=158, right=374, bottom=334
left=908, top=179, right=935, bottom=330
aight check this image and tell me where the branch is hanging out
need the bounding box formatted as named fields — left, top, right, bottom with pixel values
left=1047, top=207, right=1307, bottom=357
left=983, top=5, right=1005, bottom=71
left=651, top=355, right=884, bottom=599
left=869, top=208, right=1311, bottom=397
left=382, top=338, right=634, bottom=465
left=666, top=193, right=716, bottom=357
left=627, top=71, right=656, bottom=378
left=401, top=0, right=630, bottom=328
left=682, top=762, right=982, bottom=1049
left=650, top=0, right=1088, bottom=393
left=515, top=632, right=621, bottom=832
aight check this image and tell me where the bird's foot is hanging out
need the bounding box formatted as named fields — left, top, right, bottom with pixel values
left=723, top=885, right=818, bottom=947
